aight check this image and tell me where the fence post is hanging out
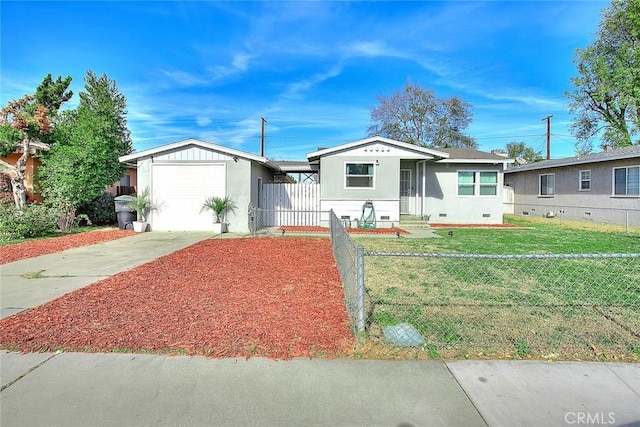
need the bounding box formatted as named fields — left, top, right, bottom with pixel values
left=626, top=210, right=629, bottom=233
left=356, top=245, right=365, bottom=334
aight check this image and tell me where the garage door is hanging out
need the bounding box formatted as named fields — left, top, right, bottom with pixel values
left=151, top=163, right=226, bottom=231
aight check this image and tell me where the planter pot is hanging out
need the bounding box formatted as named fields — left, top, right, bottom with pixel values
left=212, top=223, right=228, bottom=234
left=133, top=221, right=148, bottom=232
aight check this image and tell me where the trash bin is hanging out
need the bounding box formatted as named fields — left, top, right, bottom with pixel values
left=114, top=195, right=135, bottom=230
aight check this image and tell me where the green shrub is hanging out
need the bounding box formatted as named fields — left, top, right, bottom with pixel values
left=77, top=192, right=117, bottom=225
left=0, top=202, right=57, bottom=240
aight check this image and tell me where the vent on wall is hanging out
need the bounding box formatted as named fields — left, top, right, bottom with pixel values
left=482, top=214, right=491, bottom=218
left=439, top=213, right=447, bottom=217
left=381, top=215, right=390, bottom=220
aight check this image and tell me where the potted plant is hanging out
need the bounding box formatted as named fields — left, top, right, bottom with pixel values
left=200, top=195, right=237, bottom=233
left=126, top=188, right=152, bottom=232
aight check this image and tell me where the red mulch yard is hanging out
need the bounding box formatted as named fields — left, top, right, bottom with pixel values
left=0, top=238, right=353, bottom=359
left=0, top=228, right=133, bottom=265
left=279, top=226, right=409, bottom=235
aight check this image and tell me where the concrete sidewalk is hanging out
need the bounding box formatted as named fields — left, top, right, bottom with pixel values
left=2, top=351, right=638, bottom=426
left=1, top=231, right=639, bottom=426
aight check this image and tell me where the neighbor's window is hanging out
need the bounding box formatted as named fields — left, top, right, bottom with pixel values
left=613, top=166, right=640, bottom=196
left=457, top=171, right=475, bottom=195
left=345, top=163, right=374, bottom=188
left=539, top=173, right=555, bottom=196
left=479, top=172, right=498, bottom=196
left=579, top=170, right=591, bottom=191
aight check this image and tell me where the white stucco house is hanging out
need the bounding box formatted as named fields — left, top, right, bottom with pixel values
left=119, top=136, right=513, bottom=232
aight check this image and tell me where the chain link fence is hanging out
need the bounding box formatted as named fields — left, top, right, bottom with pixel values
left=327, top=210, right=640, bottom=360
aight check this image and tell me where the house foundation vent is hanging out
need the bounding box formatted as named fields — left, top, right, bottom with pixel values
left=482, top=214, right=491, bottom=218
left=439, top=213, right=447, bottom=218
left=381, top=215, right=390, bottom=220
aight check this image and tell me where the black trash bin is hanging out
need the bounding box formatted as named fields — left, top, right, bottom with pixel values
left=114, top=195, right=135, bottom=230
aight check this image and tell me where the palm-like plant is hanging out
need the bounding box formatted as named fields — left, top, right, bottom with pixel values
left=126, top=188, right=152, bottom=222
left=200, top=195, right=237, bottom=223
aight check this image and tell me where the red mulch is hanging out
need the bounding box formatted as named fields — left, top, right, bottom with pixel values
left=279, top=226, right=409, bottom=235
left=0, top=238, right=353, bottom=359
left=429, top=223, right=522, bottom=229
left=0, top=228, right=134, bottom=265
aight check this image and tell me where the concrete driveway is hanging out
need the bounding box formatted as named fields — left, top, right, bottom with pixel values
left=1, top=231, right=213, bottom=318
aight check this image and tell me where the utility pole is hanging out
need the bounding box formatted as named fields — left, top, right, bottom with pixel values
left=541, top=115, right=553, bottom=160
left=261, top=117, right=267, bottom=157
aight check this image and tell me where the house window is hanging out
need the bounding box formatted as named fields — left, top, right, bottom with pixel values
left=613, top=166, right=640, bottom=196
left=457, top=171, right=498, bottom=196
left=539, top=173, right=555, bottom=196
left=345, top=163, right=374, bottom=188
left=479, top=172, right=498, bottom=196
left=579, top=170, right=591, bottom=191
left=458, top=171, right=475, bottom=195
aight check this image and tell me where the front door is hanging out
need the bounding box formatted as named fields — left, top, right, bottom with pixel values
left=400, top=169, right=411, bottom=214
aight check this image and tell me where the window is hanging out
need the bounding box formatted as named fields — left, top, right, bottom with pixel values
left=479, top=172, right=498, bottom=196
left=457, top=171, right=498, bottom=196
left=345, top=163, right=374, bottom=188
left=458, top=171, right=475, bottom=195
left=613, top=166, right=640, bottom=196
left=539, top=173, right=555, bottom=196
left=579, top=170, right=591, bottom=191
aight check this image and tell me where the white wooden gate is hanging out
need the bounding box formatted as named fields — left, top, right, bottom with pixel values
left=260, top=183, right=321, bottom=226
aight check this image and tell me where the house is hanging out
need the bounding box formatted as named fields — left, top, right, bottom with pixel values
left=105, top=165, right=138, bottom=196
left=119, top=138, right=279, bottom=232
left=119, top=136, right=512, bottom=232
left=0, top=141, right=49, bottom=203
left=306, top=136, right=512, bottom=226
left=503, top=145, right=640, bottom=226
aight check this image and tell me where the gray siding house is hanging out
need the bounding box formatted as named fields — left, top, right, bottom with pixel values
left=308, top=136, right=512, bottom=226
left=503, top=145, right=640, bottom=226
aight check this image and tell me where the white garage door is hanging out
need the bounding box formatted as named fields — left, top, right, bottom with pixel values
left=151, top=163, right=226, bottom=231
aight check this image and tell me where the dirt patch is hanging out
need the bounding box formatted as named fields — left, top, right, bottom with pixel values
left=0, top=238, right=353, bottom=359
left=0, top=228, right=133, bottom=265
left=279, top=226, right=409, bottom=235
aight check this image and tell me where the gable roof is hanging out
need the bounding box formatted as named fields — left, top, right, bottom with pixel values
left=306, top=136, right=450, bottom=161
left=504, top=145, right=640, bottom=173
left=436, top=148, right=514, bottom=165
left=119, top=138, right=274, bottom=166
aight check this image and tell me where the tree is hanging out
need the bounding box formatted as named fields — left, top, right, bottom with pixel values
left=367, top=82, right=476, bottom=148
left=38, top=71, right=133, bottom=230
left=0, top=75, right=72, bottom=208
left=566, top=0, right=640, bottom=152
left=502, top=141, right=544, bottom=166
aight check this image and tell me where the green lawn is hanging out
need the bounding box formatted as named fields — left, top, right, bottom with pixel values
left=350, top=216, right=640, bottom=361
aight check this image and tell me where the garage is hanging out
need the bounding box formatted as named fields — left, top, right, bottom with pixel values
left=119, top=138, right=279, bottom=233
left=151, top=163, right=226, bottom=231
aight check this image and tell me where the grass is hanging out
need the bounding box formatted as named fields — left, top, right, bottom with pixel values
left=353, top=216, right=640, bottom=361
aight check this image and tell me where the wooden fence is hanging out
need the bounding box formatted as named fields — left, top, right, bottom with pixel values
left=259, top=183, right=322, bottom=226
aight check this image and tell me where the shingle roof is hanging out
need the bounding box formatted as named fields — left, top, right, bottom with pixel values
left=504, top=145, right=640, bottom=173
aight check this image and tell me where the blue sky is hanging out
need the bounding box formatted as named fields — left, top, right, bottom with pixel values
left=1, top=1, right=608, bottom=160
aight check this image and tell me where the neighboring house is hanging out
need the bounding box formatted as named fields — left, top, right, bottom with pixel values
left=307, top=136, right=512, bottom=225
left=106, top=165, right=138, bottom=196
left=503, top=145, right=640, bottom=226
left=0, top=141, right=49, bottom=203
left=118, top=138, right=280, bottom=232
